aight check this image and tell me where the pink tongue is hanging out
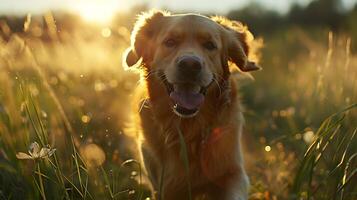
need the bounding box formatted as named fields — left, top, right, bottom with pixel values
left=170, top=91, right=204, bottom=110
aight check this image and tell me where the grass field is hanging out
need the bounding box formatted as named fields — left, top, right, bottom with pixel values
left=0, top=11, right=356, bottom=200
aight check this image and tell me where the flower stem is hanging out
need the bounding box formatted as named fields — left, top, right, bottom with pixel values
left=36, top=161, right=47, bottom=200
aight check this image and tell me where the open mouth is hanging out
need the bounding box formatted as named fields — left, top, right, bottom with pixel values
left=160, top=74, right=209, bottom=118
left=170, top=86, right=207, bottom=118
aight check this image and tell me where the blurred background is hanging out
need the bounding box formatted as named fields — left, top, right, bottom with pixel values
left=0, top=0, right=356, bottom=199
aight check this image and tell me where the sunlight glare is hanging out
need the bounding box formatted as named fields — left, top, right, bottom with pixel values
left=71, top=1, right=120, bottom=24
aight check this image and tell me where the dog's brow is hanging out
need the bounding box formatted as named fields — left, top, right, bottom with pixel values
left=197, top=31, right=212, bottom=40
left=166, top=29, right=184, bottom=39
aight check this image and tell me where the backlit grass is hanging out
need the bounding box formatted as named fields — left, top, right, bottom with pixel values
left=0, top=12, right=356, bottom=199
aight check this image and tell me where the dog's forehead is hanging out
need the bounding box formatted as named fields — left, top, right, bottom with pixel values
left=165, top=14, right=221, bottom=36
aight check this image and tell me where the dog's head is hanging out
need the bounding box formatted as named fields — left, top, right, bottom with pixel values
left=124, top=10, right=260, bottom=118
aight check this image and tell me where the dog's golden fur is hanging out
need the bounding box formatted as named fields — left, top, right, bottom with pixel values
left=123, top=10, right=260, bottom=200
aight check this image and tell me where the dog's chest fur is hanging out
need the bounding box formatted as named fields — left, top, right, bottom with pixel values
left=138, top=79, right=244, bottom=190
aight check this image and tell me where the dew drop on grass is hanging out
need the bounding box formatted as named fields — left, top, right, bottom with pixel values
left=265, top=145, right=271, bottom=152
left=81, top=115, right=90, bottom=123
left=131, top=171, right=138, bottom=177
left=41, top=110, right=47, bottom=118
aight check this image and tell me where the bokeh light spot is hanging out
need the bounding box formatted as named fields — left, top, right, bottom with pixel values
left=265, top=145, right=271, bottom=152
left=101, top=28, right=111, bottom=38
left=303, top=131, right=315, bottom=144
left=81, top=115, right=91, bottom=123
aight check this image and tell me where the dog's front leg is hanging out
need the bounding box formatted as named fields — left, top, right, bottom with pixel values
left=226, top=171, right=249, bottom=200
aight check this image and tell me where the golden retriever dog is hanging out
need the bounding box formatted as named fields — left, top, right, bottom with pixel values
left=123, top=10, right=260, bottom=200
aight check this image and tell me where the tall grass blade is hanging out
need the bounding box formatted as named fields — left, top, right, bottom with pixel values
left=177, top=125, right=192, bottom=200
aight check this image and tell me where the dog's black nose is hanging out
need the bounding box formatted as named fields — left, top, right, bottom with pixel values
left=176, top=55, right=202, bottom=80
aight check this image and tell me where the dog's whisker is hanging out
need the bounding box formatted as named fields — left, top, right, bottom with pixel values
left=212, top=72, right=225, bottom=82
left=138, top=98, right=148, bottom=114
left=143, top=71, right=169, bottom=85
left=164, top=114, right=179, bottom=147
left=159, top=74, right=167, bottom=81
left=143, top=70, right=159, bottom=80
left=213, top=77, right=222, bottom=97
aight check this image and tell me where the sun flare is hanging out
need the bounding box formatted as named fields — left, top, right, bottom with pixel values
left=70, top=1, right=121, bottom=24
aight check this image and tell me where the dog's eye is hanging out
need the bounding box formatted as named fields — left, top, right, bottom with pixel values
left=164, top=39, right=176, bottom=48
left=203, top=41, right=217, bottom=50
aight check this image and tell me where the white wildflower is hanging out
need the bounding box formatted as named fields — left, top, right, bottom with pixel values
left=16, top=142, right=56, bottom=160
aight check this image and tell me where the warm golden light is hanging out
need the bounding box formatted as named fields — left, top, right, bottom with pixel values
left=80, top=143, right=106, bottom=167
left=101, top=28, right=112, bottom=37
left=265, top=145, right=271, bottom=152
left=81, top=115, right=91, bottom=123
left=70, top=1, right=119, bottom=24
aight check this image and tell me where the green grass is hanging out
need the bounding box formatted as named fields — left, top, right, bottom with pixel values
left=291, top=104, right=357, bottom=199
left=0, top=83, right=148, bottom=199
left=0, top=14, right=356, bottom=199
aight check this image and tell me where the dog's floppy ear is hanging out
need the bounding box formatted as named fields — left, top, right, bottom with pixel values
left=122, top=47, right=141, bottom=69
left=123, top=10, right=169, bottom=68
left=212, top=16, right=261, bottom=72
